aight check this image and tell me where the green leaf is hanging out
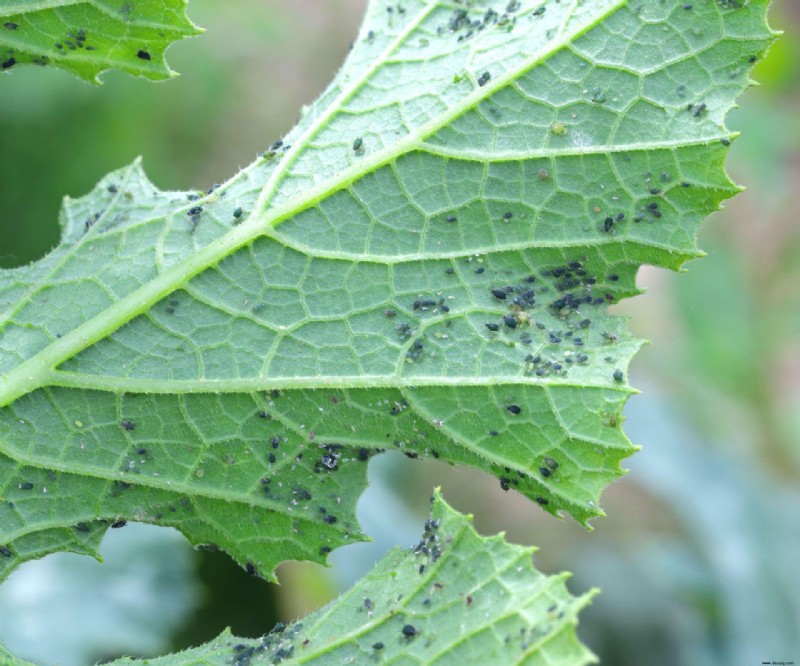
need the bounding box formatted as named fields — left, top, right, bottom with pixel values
left=0, top=0, right=201, bottom=82
left=1, top=491, right=595, bottom=666
left=0, top=0, right=775, bottom=583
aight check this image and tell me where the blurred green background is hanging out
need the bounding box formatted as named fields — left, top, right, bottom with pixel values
left=1, top=2, right=799, bottom=665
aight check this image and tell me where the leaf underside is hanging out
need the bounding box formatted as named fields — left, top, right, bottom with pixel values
left=0, top=0, right=201, bottom=82
left=0, top=0, right=774, bottom=590
left=2, top=491, right=598, bottom=666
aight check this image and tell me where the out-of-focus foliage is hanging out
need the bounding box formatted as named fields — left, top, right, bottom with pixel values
left=0, top=524, right=197, bottom=666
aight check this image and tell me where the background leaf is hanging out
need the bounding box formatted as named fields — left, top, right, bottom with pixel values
left=38, top=491, right=594, bottom=666
left=0, top=0, right=201, bottom=82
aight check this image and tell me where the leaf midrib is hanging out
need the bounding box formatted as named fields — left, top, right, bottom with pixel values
left=0, top=0, right=625, bottom=408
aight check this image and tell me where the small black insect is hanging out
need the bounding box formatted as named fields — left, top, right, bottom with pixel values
left=486, top=322, right=500, bottom=332
left=137, top=49, right=151, bottom=61
left=271, top=436, right=280, bottom=449
left=233, top=207, right=243, bottom=219
left=4, top=22, right=19, bottom=30
left=603, top=217, right=614, bottom=232
left=613, top=369, right=624, bottom=382
left=477, top=71, right=491, bottom=86
left=503, top=315, right=517, bottom=329
left=353, top=137, right=363, bottom=151
left=402, top=624, right=418, bottom=637
left=111, top=520, right=127, bottom=529
left=120, top=419, right=136, bottom=431
left=372, top=642, right=384, bottom=650
left=490, top=287, right=508, bottom=300
left=507, top=404, right=521, bottom=415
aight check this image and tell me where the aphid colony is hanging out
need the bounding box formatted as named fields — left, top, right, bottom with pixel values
left=224, top=619, right=306, bottom=666
left=439, top=1, right=523, bottom=44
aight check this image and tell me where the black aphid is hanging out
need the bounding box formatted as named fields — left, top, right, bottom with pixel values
left=402, top=624, right=418, bottom=637
left=353, top=137, right=363, bottom=151
left=613, top=369, right=624, bottom=382
left=137, top=49, right=151, bottom=61
left=486, top=322, right=500, bottom=332
left=233, top=207, right=243, bottom=219
left=507, top=404, right=521, bottom=415
left=477, top=71, right=491, bottom=86
left=491, top=287, right=508, bottom=300
left=543, top=456, right=559, bottom=470
left=120, top=419, right=136, bottom=431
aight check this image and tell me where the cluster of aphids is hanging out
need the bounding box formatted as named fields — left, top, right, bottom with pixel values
left=180, top=182, right=250, bottom=231
left=412, top=517, right=443, bottom=574
left=486, top=259, right=622, bottom=378
left=259, top=138, right=292, bottom=162
left=442, top=0, right=522, bottom=42
left=229, top=620, right=305, bottom=666
left=496, top=460, right=551, bottom=507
